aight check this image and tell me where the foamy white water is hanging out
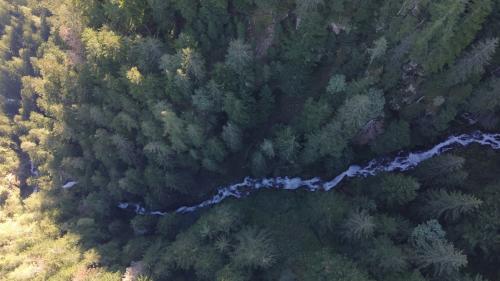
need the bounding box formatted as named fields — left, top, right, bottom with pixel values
left=30, top=160, right=40, bottom=193
left=114, top=131, right=500, bottom=216
left=62, top=181, right=78, bottom=189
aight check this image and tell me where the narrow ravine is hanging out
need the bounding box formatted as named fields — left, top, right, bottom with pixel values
left=94, top=131, right=500, bottom=216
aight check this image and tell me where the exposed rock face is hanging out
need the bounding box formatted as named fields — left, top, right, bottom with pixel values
left=398, top=60, right=425, bottom=106
left=353, top=119, right=385, bottom=145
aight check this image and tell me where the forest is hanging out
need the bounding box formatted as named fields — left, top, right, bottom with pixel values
left=1, top=0, right=500, bottom=280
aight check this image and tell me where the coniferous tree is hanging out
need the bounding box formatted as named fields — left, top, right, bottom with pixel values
left=420, top=189, right=482, bottom=222
left=414, top=154, right=468, bottom=186
left=370, top=120, right=411, bottom=154
left=300, top=250, right=373, bottom=281
left=447, top=38, right=499, bottom=85
left=341, top=209, right=376, bottom=241
left=376, top=174, right=420, bottom=207
left=231, top=227, right=277, bottom=269
left=368, top=37, right=388, bottom=64
left=295, top=0, right=324, bottom=16
left=222, top=122, right=243, bottom=152
left=327, top=74, right=347, bottom=95
left=225, top=39, right=253, bottom=74
left=274, top=126, right=300, bottom=163
left=365, top=236, right=409, bottom=276
left=410, top=220, right=468, bottom=276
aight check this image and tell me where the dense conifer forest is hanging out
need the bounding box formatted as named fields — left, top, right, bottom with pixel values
left=2, top=0, right=500, bottom=280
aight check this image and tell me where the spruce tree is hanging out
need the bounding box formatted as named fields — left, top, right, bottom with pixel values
left=448, top=38, right=499, bottom=84
left=421, top=189, right=483, bottom=221
left=231, top=227, right=277, bottom=269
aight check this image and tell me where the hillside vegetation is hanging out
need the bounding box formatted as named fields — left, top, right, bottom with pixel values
left=1, top=0, right=500, bottom=280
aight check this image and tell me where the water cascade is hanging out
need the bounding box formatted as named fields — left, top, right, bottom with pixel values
left=114, top=131, right=500, bottom=215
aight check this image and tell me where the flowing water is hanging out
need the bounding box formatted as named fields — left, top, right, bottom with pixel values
left=29, top=160, right=39, bottom=193
left=102, top=131, right=500, bottom=216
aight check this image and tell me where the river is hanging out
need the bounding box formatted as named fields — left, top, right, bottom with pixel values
left=107, top=131, right=500, bottom=216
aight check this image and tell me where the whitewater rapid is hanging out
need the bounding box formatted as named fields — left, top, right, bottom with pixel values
left=115, top=131, right=500, bottom=216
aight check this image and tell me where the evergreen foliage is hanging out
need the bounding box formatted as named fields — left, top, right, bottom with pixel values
left=1, top=0, right=500, bottom=280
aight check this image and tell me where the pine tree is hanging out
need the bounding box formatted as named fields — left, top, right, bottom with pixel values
left=300, top=250, right=373, bottom=281
left=415, top=154, right=467, bottom=186
left=366, top=236, right=408, bottom=275
left=225, top=39, right=252, bottom=74
left=421, top=189, right=482, bottom=221
left=376, top=174, right=420, bottom=207
left=192, top=80, right=224, bottom=113
left=466, top=78, right=500, bottom=114
left=223, top=93, right=255, bottom=128
left=222, top=122, right=243, bottom=152
left=295, top=0, right=324, bottom=16
left=196, top=205, right=240, bottom=239
left=410, top=220, right=467, bottom=276
left=231, top=227, right=277, bottom=269
left=370, top=120, right=411, bottom=154
left=410, top=0, right=468, bottom=73
left=81, top=27, right=124, bottom=66
left=448, top=38, right=499, bottom=84
left=295, top=98, right=332, bottom=134
left=167, top=230, right=203, bottom=270
left=307, top=192, right=349, bottom=233
left=131, top=37, right=163, bottom=73
left=274, top=126, right=300, bottom=163
left=338, top=89, right=385, bottom=137
left=413, top=237, right=467, bottom=276
left=216, top=265, right=247, bottom=281
left=368, top=37, right=388, bottom=64
left=327, top=74, right=347, bottom=95
left=341, top=209, right=375, bottom=241
left=251, top=151, right=267, bottom=177
left=202, top=137, right=227, bottom=172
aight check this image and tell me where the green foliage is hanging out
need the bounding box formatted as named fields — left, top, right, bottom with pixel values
left=370, top=120, right=411, bottom=154
left=338, top=89, right=386, bottom=137
left=273, top=126, right=300, bottom=163
left=413, top=234, right=468, bottom=276
left=368, top=37, right=388, bottom=64
left=231, top=227, right=277, bottom=269
left=130, top=215, right=157, bottom=236
left=225, top=40, right=253, bottom=74
left=302, top=88, right=385, bottom=164
left=365, top=236, right=408, bottom=275
left=420, top=189, right=483, bottom=222
left=410, top=220, right=468, bottom=276
left=216, top=265, right=248, bottom=281
left=467, top=78, right=500, bottom=114
left=327, top=74, right=347, bottom=95
left=299, top=250, right=373, bottom=281
left=376, top=174, right=420, bottom=207
left=295, top=98, right=331, bottom=134
left=222, top=122, right=243, bottom=152
left=447, top=38, right=499, bottom=85
left=197, top=205, right=240, bottom=239
left=341, top=209, right=376, bottom=241
left=81, top=27, right=124, bottom=66
left=2, top=0, right=500, bottom=280
left=414, top=154, right=468, bottom=186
